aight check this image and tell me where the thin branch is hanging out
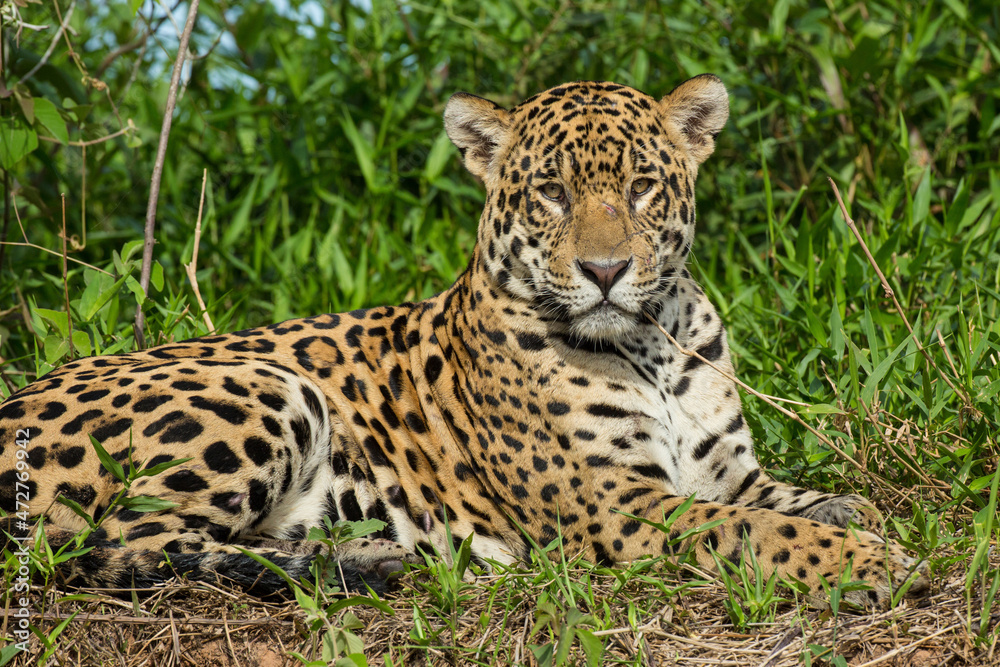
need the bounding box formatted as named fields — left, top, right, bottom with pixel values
left=935, top=330, right=964, bottom=391
left=37, top=120, right=135, bottom=147
left=134, top=0, right=201, bottom=349
left=827, top=178, right=973, bottom=409
left=2, top=196, right=110, bottom=274
left=0, top=242, right=110, bottom=274
left=50, top=0, right=86, bottom=77
left=96, top=32, right=149, bottom=77
left=183, top=169, right=215, bottom=333
left=17, top=0, right=76, bottom=83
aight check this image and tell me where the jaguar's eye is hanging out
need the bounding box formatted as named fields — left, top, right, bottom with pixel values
left=631, top=178, right=653, bottom=196
left=541, top=183, right=565, bottom=201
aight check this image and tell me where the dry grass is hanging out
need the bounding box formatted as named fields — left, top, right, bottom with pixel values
left=7, top=548, right=997, bottom=667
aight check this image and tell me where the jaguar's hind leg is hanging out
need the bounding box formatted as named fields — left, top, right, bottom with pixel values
left=28, top=524, right=416, bottom=597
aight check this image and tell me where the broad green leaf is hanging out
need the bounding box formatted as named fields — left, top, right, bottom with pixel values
left=35, top=307, right=70, bottom=337
left=89, top=435, right=125, bottom=483
left=71, top=330, right=92, bottom=357
left=125, top=275, right=146, bottom=305
left=576, top=628, right=603, bottom=667
left=941, top=0, right=968, bottom=20
left=43, top=335, right=69, bottom=364
left=1, top=643, right=26, bottom=665
left=0, top=116, right=38, bottom=169
left=15, top=94, right=35, bottom=124
left=631, top=48, right=649, bottom=88
left=33, top=97, right=69, bottom=144
left=81, top=273, right=129, bottom=320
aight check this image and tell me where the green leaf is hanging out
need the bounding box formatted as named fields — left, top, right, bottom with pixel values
left=529, top=643, right=554, bottom=666
left=56, top=496, right=97, bottom=529
left=340, top=111, right=378, bottom=191
left=236, top=547, right=299, bottom=590
left=129, top=0, right=143, bottom=15
left=33, top=97, right=69, bottom=144
left=800, top=403, right=846, bottom=416
left=71, top=330, right=92, bottom=357
left=828, top=296, right=845, bottom=359
left=81, top=273, right=129, bottom=320
left=860, top=334, right=909, bottom=406
left=940, top=0, right=968, bottom=20
left=89, top=434, right=125, bottom=483
left=35, top=307, right=70, bottom=337
left=576, top=628, right=604, bottom=667
left=423, top=131, right=454, bottom=183
left=43, top=335, right=69, bottom=364
left=136, top=456, right=192, bottom=478
left=119, top=496, right=178, bottom=512
left=125, top=275, right=147, bottom=305
left=15, top=93, right=35, bottom=124
left=944, top=179, right=969, bottom=237
left=151, top=260, right=164, bottom=292
left=0, top=115, right=39, bottom=169
left=38, top=611, right=80, bottom=663
left=0, top=643, right=25, bottom=664
left=221, top=174, right=260, bottom=248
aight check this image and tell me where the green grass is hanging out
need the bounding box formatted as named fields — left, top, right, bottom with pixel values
left=2, top=0, right=1000, bottom=663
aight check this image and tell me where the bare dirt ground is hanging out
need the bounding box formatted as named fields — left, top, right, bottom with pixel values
left=4, top=552, right=997, bottom=667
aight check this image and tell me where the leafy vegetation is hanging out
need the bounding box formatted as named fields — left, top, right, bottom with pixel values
left=1, top=0, right=999, bottom=663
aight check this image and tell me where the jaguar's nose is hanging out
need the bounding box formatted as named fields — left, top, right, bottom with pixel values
left=577, top=258, right=632, bottom=299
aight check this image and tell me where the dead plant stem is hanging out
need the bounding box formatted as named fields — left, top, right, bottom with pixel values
left=184, top=169, right=215, bottom=333
left=135, top=0, right=201, bottom=348
left=827, top=178, right=971, bottom=408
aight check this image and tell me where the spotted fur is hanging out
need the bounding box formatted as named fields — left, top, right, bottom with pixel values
left=0, top=76, right=927, bottom=606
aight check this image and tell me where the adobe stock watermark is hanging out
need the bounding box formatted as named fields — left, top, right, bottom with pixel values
left=7, top=428, right=34, bottom=653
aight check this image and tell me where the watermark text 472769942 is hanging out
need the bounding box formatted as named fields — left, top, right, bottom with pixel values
left=8, top=428, right=34, bottom=652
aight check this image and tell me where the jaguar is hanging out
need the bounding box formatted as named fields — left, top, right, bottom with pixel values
left=0, top=74, right=927, bottom=607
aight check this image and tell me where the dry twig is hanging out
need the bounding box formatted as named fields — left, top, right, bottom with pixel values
left=827, top=178, right=973, bottom=410
left=135, top=0, right=201, bottom=348
left=18, top=0, right=77, bottom=82
left=184, top=169, right=215, bottom=333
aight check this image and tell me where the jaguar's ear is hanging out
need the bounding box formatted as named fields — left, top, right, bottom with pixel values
left=659, top=74, right=729, bottom=165
left=444, top=92, right=512, bottom=181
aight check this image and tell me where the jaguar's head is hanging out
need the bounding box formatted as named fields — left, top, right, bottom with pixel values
left=444, top=75, right=728, bottom=343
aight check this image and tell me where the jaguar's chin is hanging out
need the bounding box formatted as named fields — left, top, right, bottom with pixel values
left=568, top=302, right=634, bottom=343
